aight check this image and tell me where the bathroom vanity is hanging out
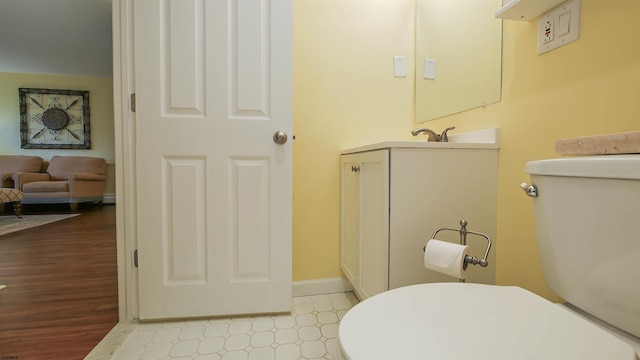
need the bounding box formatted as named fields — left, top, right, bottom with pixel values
left=340, top=129, right=499, bottom=300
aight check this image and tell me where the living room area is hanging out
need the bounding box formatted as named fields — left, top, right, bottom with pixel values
left=0, top=1, right=118, bottom=358
left=0, top=0, right=116, bottom=206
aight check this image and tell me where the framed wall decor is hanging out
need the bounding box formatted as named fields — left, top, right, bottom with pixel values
left=19, top=88, right=91, bottom=149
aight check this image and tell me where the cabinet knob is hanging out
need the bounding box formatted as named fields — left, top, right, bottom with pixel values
left=351, top=165, right=361, bottom=172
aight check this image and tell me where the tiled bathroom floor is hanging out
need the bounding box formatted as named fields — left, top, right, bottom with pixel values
left=106, top=292, right=359, bottom=360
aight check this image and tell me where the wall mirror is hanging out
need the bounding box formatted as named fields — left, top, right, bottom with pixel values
left=415, top=0, right=503, bottom=123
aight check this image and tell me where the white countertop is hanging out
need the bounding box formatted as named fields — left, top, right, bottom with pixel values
left=342, top=128, right=500, bottom=154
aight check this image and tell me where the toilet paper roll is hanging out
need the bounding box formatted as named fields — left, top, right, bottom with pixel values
left=424, top=239, right=470, bottom=279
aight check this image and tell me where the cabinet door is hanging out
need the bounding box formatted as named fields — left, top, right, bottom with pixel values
left=358, top=150, right=389, bottom=299
left=340, top=155, right=360, bottom=288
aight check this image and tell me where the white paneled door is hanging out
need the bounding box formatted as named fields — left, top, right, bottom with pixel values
left=134, top=0, right=292, bottom=320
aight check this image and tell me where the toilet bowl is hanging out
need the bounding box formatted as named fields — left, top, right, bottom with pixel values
left=335, top=283, right=640, bottom=360
left=336, top=155, right=640, bottom=359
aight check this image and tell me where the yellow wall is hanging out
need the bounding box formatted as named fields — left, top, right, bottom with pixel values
left=0, top=72, right=115, bottom=160
left=293, top=0, right=640, bottom=300
left=424, top=0, right=639, bottom=300
left=293, top=0, right=416, bottom=280
left=0, top=72, right=116, bottom=196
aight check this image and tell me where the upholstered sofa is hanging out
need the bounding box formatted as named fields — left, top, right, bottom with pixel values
left=12, top=155, right=107, bottom=211
left=0, top=155, right=44, bottom=188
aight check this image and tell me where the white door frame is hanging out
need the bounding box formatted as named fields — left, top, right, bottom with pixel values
left=112, top=0, right=139, bottom=320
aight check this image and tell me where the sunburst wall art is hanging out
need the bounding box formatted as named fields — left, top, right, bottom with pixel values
left=19, top=88, right=91, bottom=149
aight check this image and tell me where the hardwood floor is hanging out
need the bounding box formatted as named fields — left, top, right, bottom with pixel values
left=0, top=204, right=118, bottom=360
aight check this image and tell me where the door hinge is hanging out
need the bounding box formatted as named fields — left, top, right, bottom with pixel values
left=130, top=93, right=136, bottom=112
left=134, top=249, right=139, bottom=268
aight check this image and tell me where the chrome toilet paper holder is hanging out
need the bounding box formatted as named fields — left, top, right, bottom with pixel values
left=429, top=219, right=492, bottom=270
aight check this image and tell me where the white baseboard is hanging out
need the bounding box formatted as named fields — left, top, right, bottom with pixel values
left=292, top=277, right=353, bottom=297
left=103, top=194, right=116, bottom=204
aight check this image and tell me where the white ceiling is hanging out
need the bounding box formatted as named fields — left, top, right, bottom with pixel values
left=0, top=0, right=113, bottom=77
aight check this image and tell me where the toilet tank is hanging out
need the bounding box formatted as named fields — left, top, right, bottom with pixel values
left=525, top=155, right=640, bottom=339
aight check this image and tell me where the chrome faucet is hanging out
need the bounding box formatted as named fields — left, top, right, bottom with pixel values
left=411, top=126, right=455, bottom=142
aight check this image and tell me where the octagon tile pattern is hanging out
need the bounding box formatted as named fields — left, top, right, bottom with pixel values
left=111, top=292, right=359, bottom=360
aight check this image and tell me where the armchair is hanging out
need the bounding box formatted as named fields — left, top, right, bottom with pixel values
left=13, top=156, right=107, bottom=211
left=0, top=155, right=44, bottom=188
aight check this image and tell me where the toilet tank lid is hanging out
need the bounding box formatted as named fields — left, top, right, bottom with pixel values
left=526, top=155, right=640, bottom=180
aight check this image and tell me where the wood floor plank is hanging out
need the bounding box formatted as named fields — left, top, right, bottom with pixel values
left=0, top=204, right=118, bottom=360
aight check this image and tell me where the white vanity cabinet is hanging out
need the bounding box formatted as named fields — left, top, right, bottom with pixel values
left=340, top=138, right=498, bottom=301
left=341, top=149, right=390, bottom=300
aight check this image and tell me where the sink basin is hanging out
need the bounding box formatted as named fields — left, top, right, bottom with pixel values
left=342, top=128, right=500, bottom=154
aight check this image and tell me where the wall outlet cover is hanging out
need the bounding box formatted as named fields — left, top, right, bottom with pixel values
left=538, top=0, right=580, bottom=55
left=543, top=18, right=554, bottom=43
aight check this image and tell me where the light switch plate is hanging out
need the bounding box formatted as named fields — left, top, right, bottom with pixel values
left=424, top=59, right=436, bottom=80
left=393, top=56, right=406, bottom=77
left=538, top=0, right=580, bottom=54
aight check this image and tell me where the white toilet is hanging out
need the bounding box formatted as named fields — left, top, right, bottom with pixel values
left=336, top=155, right=640, bottom=359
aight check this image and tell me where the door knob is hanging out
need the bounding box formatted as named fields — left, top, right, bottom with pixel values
left=273, top=131, right=288, bottom=145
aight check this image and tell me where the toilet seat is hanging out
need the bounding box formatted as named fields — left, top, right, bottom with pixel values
left=337, top=283, right=637, bottom=360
